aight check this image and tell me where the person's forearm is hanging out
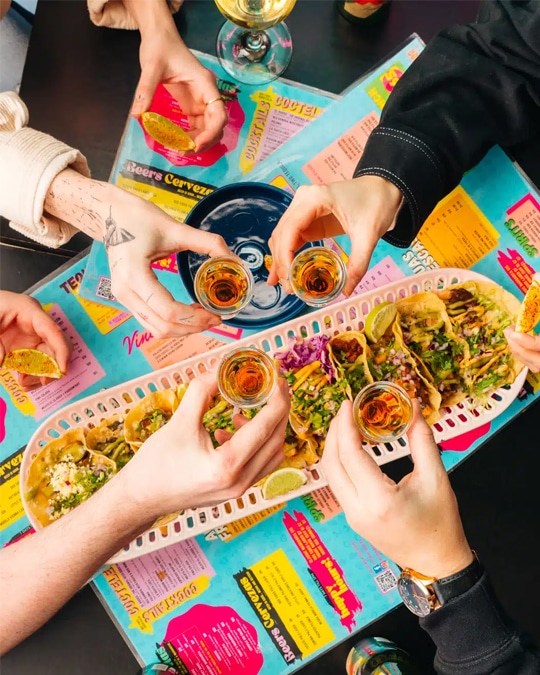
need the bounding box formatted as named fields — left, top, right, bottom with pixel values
left=421, top=572, right=540, bottom=674
left=356, top=0, right=540, bottom=246
left=44, top=168, right=118, bottom=242
left=0, top=476, right=154, bottom=655
left=122, top=0, right=178, bottom=37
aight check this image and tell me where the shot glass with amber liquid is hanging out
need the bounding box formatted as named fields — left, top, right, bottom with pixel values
left=217, top=346, right=277, bottom=408
left=194, top=255, right=254, bottom=319
left=353, top=382, right=413, bottom=444
left=289, top=246, right=347, bottom=307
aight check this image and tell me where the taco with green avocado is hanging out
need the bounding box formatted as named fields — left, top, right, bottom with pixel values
left=328, top=331, right=372, bottom=397
left=25, top=428, right=116, bottom=527
left=86, top=414, right=134, bottom=469
left=437, top=281, right=525, bottom=396
left=125, top=389, right=178, bottom=448
left=396, top=292, right=469, bottom=406
left=275, top=335, right=351, bottom=458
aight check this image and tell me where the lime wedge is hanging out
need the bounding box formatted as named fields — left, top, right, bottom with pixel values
left=364, top=301, right=397, bottom=343
left=3, top=348, right=63, bottom=378
left=261, top=467, right=307, bottom=500
left=140, top=112, right=196, bottom=152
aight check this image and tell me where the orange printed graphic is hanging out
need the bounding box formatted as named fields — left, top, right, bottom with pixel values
left=417, top=187, right=500, bottom=268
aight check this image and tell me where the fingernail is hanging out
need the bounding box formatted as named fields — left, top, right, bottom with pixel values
left=209, top=318, right=222, bottom=327
left=504, top=328, right=515, bottom=339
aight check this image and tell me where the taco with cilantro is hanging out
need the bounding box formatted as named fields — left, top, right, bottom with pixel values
left=395, top=293, right=469, bottom=406
left=24, top=428, right=116, bottom=527
left=125, top=389, right=178, bottom=448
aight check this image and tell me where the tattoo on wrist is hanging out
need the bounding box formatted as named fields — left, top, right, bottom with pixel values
left=103, top=207, right=135, bottom=251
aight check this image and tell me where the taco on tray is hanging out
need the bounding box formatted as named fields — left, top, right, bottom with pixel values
left=86, top=414, right=134, bottom=468
left=124, top=389, right=178, bottom=448
left=24, top=428, right=117, bottom=526
left=396, top=293, right=469, bottom=406
left=328, top=331, right=372, bottom=396
left=438, top=281, right=524, bottom=397
left=275, top=335, right=351, bottom=460
left=363, top=321, right=442, bottom=425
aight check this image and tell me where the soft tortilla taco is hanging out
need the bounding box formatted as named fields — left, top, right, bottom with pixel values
left=365, top=322, right=442, bottom=425
left=86, top=414, right=134, bottom=468
left=125, top=389, right=178, bottom=448
left=25, top=428, right=116, bottom=527
left=396, top=292, right=469, bottom=406
left=328, top=331, right=372, bottom=396
left=202, top=393, right=240, bottom=447
left=437, top=281, right=524, bottom=396
left=275, top=335, right=351, bottom=460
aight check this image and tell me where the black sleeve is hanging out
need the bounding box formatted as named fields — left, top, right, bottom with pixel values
left=420, top=571, right=540, bottom=674
left=354, top=0, right=540, bottom=248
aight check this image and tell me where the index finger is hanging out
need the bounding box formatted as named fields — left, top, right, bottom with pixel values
left=173, top=225, right=231, bottom=259
left=268, top=197, right=321, bottom=285
left=406, top=400, right=445, bottom=477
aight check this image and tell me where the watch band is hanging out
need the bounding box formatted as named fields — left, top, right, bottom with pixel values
left=433, top=556, right=482, bottom=606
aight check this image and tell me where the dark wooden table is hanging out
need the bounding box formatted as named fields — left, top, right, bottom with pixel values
left=3, top=1, right=540, bottom=673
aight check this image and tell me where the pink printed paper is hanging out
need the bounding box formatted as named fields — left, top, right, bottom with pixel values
left=161, top=604, right=263, bottom=675
left=27, top=306, right=105, bottom=420
left=139, top=82, right=245, bottom=168
left=283, top=511, right=362, bottom=631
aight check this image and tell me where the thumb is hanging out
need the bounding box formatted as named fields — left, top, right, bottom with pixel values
left=131, top=69, right=160, bottom=117
left=407, top=400, right=445, bottom=476
left=342, top=224, right=377, bottom=296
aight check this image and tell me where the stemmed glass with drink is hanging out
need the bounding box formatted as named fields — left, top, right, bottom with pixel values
left=214, top=0, right=297, bottom=85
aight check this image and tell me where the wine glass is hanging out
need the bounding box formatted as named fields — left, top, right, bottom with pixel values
left=215, top=0, right=297, bottom=85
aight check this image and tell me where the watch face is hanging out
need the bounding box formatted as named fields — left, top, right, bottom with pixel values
left=398, top=576, right=432, bottom=617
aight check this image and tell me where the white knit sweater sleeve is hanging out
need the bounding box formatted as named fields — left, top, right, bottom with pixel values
left=87, top=0, right=182, bottom=29
left=0, top=91, right=91, bottom=248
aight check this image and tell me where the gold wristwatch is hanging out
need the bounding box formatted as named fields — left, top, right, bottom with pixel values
left=397, top=555, right=482, bottom=617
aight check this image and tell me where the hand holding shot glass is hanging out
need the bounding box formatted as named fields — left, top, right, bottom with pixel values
left=217, top=346, right=278, bottom=408
left=194, top=255, right=254, bottom=320
left=288, top=246, right=347, bottom=307
left=353, top=381, right=413, bottom=444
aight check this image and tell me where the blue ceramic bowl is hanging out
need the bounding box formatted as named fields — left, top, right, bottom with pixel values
left=177, top=182, right=321, bottom=330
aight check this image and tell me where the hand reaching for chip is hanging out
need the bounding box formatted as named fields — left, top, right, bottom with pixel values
left=0, top=291, right=71, bottom=390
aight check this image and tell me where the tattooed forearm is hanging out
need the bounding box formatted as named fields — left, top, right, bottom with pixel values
left=103, top=207, right=135, bottom=251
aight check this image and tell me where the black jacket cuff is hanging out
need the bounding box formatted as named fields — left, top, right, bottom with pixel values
left=354, top=126, right=445, bottom=248
left=420, top=571, right=540, bottom=674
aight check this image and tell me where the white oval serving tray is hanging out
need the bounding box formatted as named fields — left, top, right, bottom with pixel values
left=20, top=268, right=527, bottom=563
